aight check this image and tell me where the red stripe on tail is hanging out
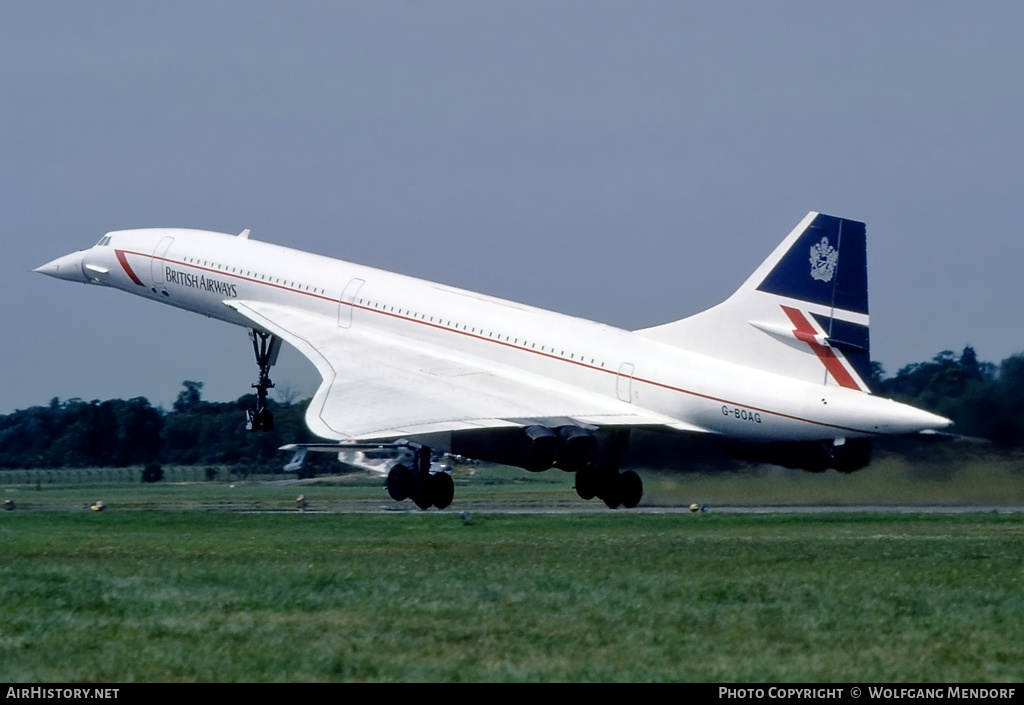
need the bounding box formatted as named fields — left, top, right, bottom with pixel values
left=780, top=306, right=862, bottom=390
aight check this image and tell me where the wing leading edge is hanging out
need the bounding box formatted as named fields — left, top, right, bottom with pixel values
left=226, top=300, right=710, bottom=441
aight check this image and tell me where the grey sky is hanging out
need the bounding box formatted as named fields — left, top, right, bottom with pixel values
left=3, top=2, right=1022, bottom=414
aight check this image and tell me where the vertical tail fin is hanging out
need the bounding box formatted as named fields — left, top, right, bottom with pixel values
left=636, top=212, right=872, bottom=391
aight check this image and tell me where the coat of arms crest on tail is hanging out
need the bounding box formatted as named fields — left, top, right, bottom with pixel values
left=809, top=236, right=838, bottom=282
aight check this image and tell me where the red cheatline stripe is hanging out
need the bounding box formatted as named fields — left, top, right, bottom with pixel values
left=115, top=250, right=144, bottom=286
left=780, top=305, right=862, bottom=391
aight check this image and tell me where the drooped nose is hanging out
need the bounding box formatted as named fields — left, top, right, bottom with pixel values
left=34, top=251, right=86, bottom=282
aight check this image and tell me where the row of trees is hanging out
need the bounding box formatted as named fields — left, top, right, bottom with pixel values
left=871, top=347, right=1024, bottom=445
left=0, top=382, right=316, bottom=470
left=1, top=347, right=1022, bottom=470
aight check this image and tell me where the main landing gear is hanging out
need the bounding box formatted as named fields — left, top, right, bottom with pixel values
left=386, top=445, right=454, bottom=510
left=280, top=441, right=454, bottom=510
left=246, top=329, right=281, bottom=432
left=574, top=466, right=643, bottom=509
left=572, top=429, right=643, bottom=509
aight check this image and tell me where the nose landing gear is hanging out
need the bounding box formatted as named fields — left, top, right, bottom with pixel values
left=246, top=329, right=282, bottom=432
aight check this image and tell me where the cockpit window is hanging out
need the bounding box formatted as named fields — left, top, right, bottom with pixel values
left=95, top=236, right=112, bottom=247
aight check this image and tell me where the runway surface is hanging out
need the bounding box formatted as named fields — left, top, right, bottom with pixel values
left=248, top=502, right=1024, bottom=515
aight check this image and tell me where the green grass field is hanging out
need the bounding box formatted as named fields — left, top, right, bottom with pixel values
left=2, top=456, right=1023, bottom=682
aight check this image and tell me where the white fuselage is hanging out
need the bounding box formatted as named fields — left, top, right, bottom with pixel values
left=40, top=227, right=948, bottom=443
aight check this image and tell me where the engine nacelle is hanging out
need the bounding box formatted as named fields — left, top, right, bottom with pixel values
left=448, top=426, right=557, bottom=472
left=554, top=425, right=597, bottom=472
left=447, top=425, right=598, bottom=473
left=522, top=425, right=561, bottom=472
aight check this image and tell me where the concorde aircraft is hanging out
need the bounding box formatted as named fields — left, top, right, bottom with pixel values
left=36, top=213, right=950, bottom=509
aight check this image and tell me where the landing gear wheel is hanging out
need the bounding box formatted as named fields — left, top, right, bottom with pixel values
left=246, top=407, right=274, bottom=432
left=618, top=470, right=643, bottom=509
left=601, top=476, right=622, bottom=509
left=256, top=407, right=274, bottom=432
left=386, top=464, right=411, bottom=501
left=412, top=484, right=433, bottom=511
left=429, top=472, right=455, bottom=509
left=575, top=467, right=598, bottom=500
left=602, top=492, right=621, bottom=509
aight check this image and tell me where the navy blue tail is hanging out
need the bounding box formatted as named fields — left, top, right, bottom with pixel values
left=756, top=214, right=868, bottom=317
